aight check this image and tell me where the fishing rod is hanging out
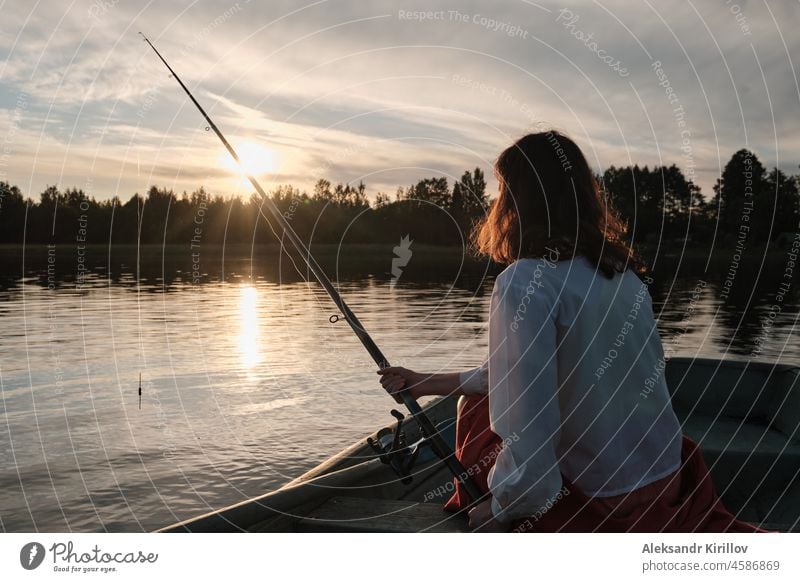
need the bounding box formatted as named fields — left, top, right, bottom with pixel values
left=139, top=33, right=483, bottom=504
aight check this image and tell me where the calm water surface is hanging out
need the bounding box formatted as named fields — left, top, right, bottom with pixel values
left=1, top=245, right=798, bottom=531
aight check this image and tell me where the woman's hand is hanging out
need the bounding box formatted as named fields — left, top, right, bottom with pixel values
left=468, top=499, right=510, bottom=532
left=376, top=366, right=427, bottom=399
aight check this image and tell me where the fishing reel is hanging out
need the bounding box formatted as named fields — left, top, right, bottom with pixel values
left=367, top=409, right=431, bottom=485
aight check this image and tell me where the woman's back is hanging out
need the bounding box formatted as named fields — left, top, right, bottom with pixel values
left=488, top=256, right=682, bottom=508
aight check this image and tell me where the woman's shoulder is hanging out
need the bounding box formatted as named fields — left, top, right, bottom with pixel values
left=495, top=253, right=586, bottom=288
left=495, top=254, right=640, bottom=300
left=493, top=256, right=571, bottom=302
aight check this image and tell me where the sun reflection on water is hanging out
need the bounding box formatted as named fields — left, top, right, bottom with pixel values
left=238, top=285, right=260, bottom=369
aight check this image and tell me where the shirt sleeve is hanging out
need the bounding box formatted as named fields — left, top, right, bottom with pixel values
left=458, top=361, right=489, bottom=395
left=486, top=267, right=564, bottom=524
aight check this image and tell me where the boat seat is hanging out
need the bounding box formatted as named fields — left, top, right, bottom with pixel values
left=681, top=414, right=800, bottom=490
left=681, top=415, right=800, bottom=527
left=682, top=415, right=800, bottom=459
left=665, top=357, right=800, bottom=527
left=294, top=496, right=470, bottom=533
left=666, top=358, right=800, bottom=443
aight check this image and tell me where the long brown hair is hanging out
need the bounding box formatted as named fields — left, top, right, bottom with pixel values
left=473, top=130, right=645, bottom=278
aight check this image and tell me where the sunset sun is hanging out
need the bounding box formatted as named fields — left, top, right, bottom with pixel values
left=219, top=140, right=279, bottom=187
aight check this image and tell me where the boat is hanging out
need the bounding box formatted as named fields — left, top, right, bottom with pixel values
left=158, top=357, right=800, bottom=532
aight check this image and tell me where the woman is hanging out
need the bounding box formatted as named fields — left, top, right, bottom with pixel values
left=377, top=131, right=760, bottom=533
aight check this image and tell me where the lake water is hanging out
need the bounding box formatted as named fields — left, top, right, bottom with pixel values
left=1, top=244, right=798, bottom=531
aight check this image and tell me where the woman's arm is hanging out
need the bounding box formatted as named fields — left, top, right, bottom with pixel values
left=486, top=266, right=564, bottom=524
left=377, top=362, right=488, bottom=399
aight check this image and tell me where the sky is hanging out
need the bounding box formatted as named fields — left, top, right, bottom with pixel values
left=1, top=0, right=798, bottom=203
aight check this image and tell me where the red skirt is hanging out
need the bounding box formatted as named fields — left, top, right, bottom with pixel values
left=443, top=395, right=765, bottom=532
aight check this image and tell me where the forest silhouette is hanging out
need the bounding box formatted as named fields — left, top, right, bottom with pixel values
left=0, top=149, right=797, bottom=252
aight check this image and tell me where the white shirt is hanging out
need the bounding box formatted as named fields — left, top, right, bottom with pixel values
left=459, top=256, right=682, bottom=523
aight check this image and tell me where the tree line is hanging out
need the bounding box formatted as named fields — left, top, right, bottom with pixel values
left=0, top=150, right=797, bottom=250
left=602, top=150, right=799, bottom=250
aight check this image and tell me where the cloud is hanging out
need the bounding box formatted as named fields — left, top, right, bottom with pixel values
left=0, top=0, right=798, bottom=203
